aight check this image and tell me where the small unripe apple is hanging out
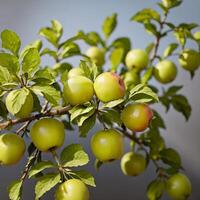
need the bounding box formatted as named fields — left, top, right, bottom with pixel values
left=55, top=179, right=89, bottom=200
left=125, top=49, right=149, bottom=70
left=166, top=173, right=192, bottom=200
left=63, top=75, right=94, bottom=105
left=90, top=129, right=124, bottom=162
left=121, top=103, right=153, bottom=132
left=162, top=0, right=174, bottom=8
left=94, top=72, right=125, bottom=102
left=86, top=46, right=105, bottom=67
left=179, top=49, right=200, bottom=71
left=194, top=31, right=200, bottom=43
left=121, top=152, right=146, bottom=176
left=0, top=133, right=25, bottom=165
left=6, top=89, right=33, bottom=118
left=68, top=67, right=84, bottom=79
left=154, top=60, right=177, bottom=84
left=30, top=118, right=65, bottom=151
left=122, top=69, right=140, bottom=89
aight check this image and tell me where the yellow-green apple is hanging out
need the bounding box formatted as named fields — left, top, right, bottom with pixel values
left=179, top=49, right=200, bottom=71
left=125, top=49, right=149, bottom=70
left=30, top=118, right=65, bottom=151
left=194, top=31, right=200, bottom=43
left=63, top=75, right=94, bottom=105
left=121, top=152, right=146, bottom=176
left=166, top=173, right=192, bottom=200
left=6, top=89, right=33, bottom=118
left=86, top=46, right=105, bottom=67
left=94, top=72, right=125, bottom=102
left=121, top=103, right=153, bottom=132
left=122, top=69, right=140, bottom=89
left=55, top=179, right=89, bottom=200
left=90, top=129, right=124, bottom=162
left=154, top=60, right=177, bottom=84
left=68, top=67, right=84, bottom=79
left=0, top=133, right=25, bottom=165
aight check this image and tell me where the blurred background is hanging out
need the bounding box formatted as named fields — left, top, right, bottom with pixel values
left=0, top=0, right=200, bottom=199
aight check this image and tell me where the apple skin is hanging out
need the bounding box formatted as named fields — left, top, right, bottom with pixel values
left=162, top=0, right=174, bottom=8
left=154, top=60, right=177, bottom=84
left=6, top=89, right=33, bottom=118
left=0, top=133, right=25, bottom=165
left=179, top=49, right=200, bottom=71
left=90, top=129, right=124, bottom=162
left=55, top=179, right=89, bottom=200
left=120, top=152, right=146, bottom=176
left=125, top=49, right=149, bottom=70
left=68, top=68, right=84, bottom=78
left=63, top=75, right=94, bottom=105
left=121, top=103, right=153, bottom=132
left=166, top=173, right=192, bottom=200
left=122, top=69, right=140, bottom=89
left=86, top=46, right=105, bottom=67
left=194, top=31, right=200, bottom=43
left=30, top=118, right=65, bottom=151
left=94, top=72, right=125, bottom=102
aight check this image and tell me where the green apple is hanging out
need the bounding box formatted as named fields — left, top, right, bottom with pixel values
left=179, top=49, right=200, bottom=71
left=125, top=49, right=149, bottom=70
left=86, top=46, right=105, bottom=67
left=166, top=173, right=192, bottom=200
left=121, top=103, right=153, bottom=132
left=94, top=72, right=125, bottom=102
left=0, top=133, right=25, bottom=165
left=122, top=69, right=140, bottom=89
left=90, top=129, right=124, bottom=162
left=6, top=89, right=33, bottom=118
left=121, top=152, right=146, bottom=176
left=162, top=0, right=174, bottom=8
left=55, top=179, right=89, bottom=200
left=194, top=31, right=200, bottom=43
left=68, top=67, right=84, bottom=78
left=30, top=118, right=65, bottom=151
left=63, top=75, right=94, bottom=105
left=154, top=60, right=177, bottom=84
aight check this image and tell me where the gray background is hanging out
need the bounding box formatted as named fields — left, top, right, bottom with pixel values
left=0, top=0, right=200, bottom=199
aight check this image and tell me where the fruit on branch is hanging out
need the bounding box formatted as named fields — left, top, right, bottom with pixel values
left=63, top=76, right=94, bottom=105
left=120, top=152, right=146, bottom=176
left=55, top=179, right=89, bottom=200
left=122, top=69, right=140, bottom=89
left=30, top=118, right=65, bottom=151
left=5, top=89, right=33, bottom=118
left=68, top=67, right=85, bottom=78
left=0, top=133, right=25, bottom=165
left=86, top=46, right=105, bottom=67
left=194, top=31, right=200, bottom=43
left=125, top=49, right=149, bottom=71
left=179, top=49, right=200, bottom=71
left=94, top=72, right=125, bottom=102
left=90, top=129, right=124, bottom=162
left=162, top=0, right=175, bottom=8
left=166, top=173, right=192, bottom=200
left=154, top=60, right=177, bottom=84
left=121, top=103, right=153, bottom=132
left=150, top=136, right=165, bottom=160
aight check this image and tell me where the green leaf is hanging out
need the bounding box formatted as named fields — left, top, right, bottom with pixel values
left=102, top=98, right=124, bottom=108
left=147, top=179, right=165, bottom=200
left=165, top=85, right=183, bottom=96
left=31, top=85, right=61, bottom=105
left=76, top=109, right=95, bottom=126
left=28, top=161, right=55, bottom=178
left=160, top=148, right=182, bottom=169
left=141, top=68, right=153, bottom=84
left=30, top=91, right=42, bottom=112
left=6, top=88, right=31, bottom=114
left=40, top=48, right=57, bottom=60
left=171, top=95, right=191, bottom=120
left=51, top=19, right=63, bottom=38
left=61, top=42, right=80, bottom=59
left=0, top=65, right=11, bottom=84
left=110, top=48, right=124, bottom=71
left=131, top=9, right=160, bottom=23
left=163, top=43, right=179, bottom=58
left=79, top=114, right=96, bottom=137
left=61, top=144, right=89, bottom=167
left=22, top=48, right=41, bottom=75
left=144, top=22, right=158, bottom=36
left=94, top=159, right=103, bottom=170
left=8, top=180, right=22, bottom=200
left=145, top=43, right=155, bottom=55
left=35, top=173, right=60, bottom=199
left=1, top=30, right=21, bottom=55
left=102, top=13, right=117, bottom=39
left=0, top=53, right=20, bottom=73
left=53, top=62, right=72, bottom=75
left=151, top=110, right=166, bottom=130
left=70, top=170, right=96, bottom=187
left=0, top=99, right=8, bottom=119
left=85, top=31, right=103, bottom=46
